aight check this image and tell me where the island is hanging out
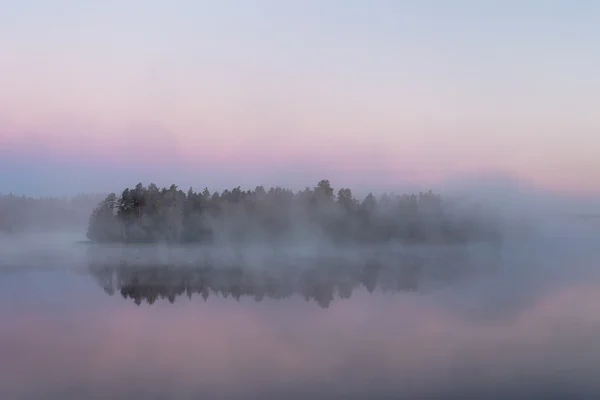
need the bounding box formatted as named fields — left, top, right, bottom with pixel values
left=86, top=180, right=500, bottom=245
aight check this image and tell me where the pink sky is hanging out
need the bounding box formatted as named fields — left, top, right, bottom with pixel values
left=1, top=1, right=599, bottom=196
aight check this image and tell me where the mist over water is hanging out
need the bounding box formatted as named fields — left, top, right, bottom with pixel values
left=1, top=185, right=599, bottom=399
left=3, top=0, right=599, bottom=396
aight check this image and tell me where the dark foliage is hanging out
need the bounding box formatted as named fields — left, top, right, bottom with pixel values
left=86, top=180, right=499, bottom=245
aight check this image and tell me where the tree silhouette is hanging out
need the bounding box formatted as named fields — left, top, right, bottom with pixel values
left=86, top=180, right=500, bottom=245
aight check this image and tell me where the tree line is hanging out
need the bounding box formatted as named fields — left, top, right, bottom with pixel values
left=87, top=180, right=499, bottom=245
left=0, top=193, right=107, bottom=233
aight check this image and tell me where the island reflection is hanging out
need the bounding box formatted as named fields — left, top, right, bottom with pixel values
left=87, top=245, right=496, bottom=308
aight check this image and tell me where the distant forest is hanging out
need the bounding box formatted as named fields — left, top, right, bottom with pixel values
left=87, top=180, right=499, bottom=245
left=0, top=193, right=107, bottom=233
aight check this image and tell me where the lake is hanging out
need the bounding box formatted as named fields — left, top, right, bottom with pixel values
left=1, top=227, right=600, bottom=399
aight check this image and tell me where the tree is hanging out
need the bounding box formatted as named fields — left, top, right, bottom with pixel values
left=337, top=188, right=358, bottom=212
left=315, top=180, right=335, bottom=201
left=84, top=180, right=497, bottom=246
left=361, top=193, right=377, bottom=215
left=87, top=193, right=120, bottom=242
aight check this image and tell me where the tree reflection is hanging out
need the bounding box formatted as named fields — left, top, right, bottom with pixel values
left=87, top=246, right=491, bottom=308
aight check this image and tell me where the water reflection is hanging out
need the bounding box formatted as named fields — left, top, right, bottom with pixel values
left=3, top=268, right=600, bottom=399
left=87, top=245, right=494, bottom=308
left=5, top=241, right=600, bottom=399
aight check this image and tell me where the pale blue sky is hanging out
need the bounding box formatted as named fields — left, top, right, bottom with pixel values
left=1, top=1, right=599, bottom=196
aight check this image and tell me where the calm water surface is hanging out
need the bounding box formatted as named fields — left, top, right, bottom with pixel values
left=1, top=230, right=600, bottom=399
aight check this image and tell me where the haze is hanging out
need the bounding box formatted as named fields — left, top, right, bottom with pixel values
left=1, top=1, right=600, bottom=399
left=1, top=1, right=600, bottom=195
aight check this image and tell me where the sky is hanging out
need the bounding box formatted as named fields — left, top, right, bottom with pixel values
left=1, top=0, right=599, bottom=197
